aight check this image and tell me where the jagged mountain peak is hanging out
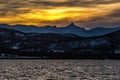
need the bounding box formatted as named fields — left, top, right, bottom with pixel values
left=0, top=23, right=120, bottom=37
left=69, top=22, right=76, bottom=26
left=66, top=22, right=79, bottom=28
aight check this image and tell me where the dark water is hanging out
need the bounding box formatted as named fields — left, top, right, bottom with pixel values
left=0, top=60, right=120, bottom=80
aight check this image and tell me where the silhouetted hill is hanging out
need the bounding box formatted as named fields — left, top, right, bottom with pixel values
left=0, top=28, right=120, bottom=59
left=0, top=23, right=120, bottom=37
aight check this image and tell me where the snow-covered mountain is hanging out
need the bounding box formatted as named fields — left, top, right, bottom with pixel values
left=0, top=27, right=120, bottom=58
left=0, top=23, right=120, bottom=37
left=0, top=28, right=120, bottom=53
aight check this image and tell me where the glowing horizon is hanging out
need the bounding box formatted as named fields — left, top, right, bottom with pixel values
left=0, top=0, right=120, bottom=28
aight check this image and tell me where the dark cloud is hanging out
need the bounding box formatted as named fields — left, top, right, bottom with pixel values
left=108, top=9, right=120, bottom=17
left=1, top=0, right=120, bottom=9
left=78, top=9, right=120, bottom=28
left=0, top=0, right=119, bottom=16
left=0, top=9, right=31, bottom=17
left=27, top=0, right=120, bottom=7
left=0, top=0, right=120, bottom=13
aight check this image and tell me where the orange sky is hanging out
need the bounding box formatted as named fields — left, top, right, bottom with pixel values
left=0, top=0, right=120, bottom=28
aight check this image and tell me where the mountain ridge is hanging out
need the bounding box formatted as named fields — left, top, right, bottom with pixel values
left=0, top=23, right=120, bottom=37
left=0, top=27, right=120, bottom=58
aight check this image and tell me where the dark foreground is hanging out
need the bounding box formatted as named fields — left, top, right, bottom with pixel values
left=0, top=52, right=120, bottom=59
left=0, top=60, right=120, bottom=80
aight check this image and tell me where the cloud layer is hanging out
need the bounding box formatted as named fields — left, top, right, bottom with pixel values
left=0, top=0, right=120, bottom=28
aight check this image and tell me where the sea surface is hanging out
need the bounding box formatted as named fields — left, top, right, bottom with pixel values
left=0, top=60, right=120, bottom=80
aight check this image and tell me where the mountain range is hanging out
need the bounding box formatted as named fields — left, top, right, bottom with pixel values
left=0, top=23, right=120, bottom=58
left=0, top=22, right=120, bottom=37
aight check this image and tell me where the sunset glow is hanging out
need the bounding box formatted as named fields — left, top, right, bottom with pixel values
left=0, top=0, right=120, bottom=28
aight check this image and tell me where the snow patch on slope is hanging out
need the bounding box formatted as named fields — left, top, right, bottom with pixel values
left=10, top=43, right=20, bottom=49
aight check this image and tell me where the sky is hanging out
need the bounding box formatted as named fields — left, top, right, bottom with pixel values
left=0, top=0, right=120, bottom=29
